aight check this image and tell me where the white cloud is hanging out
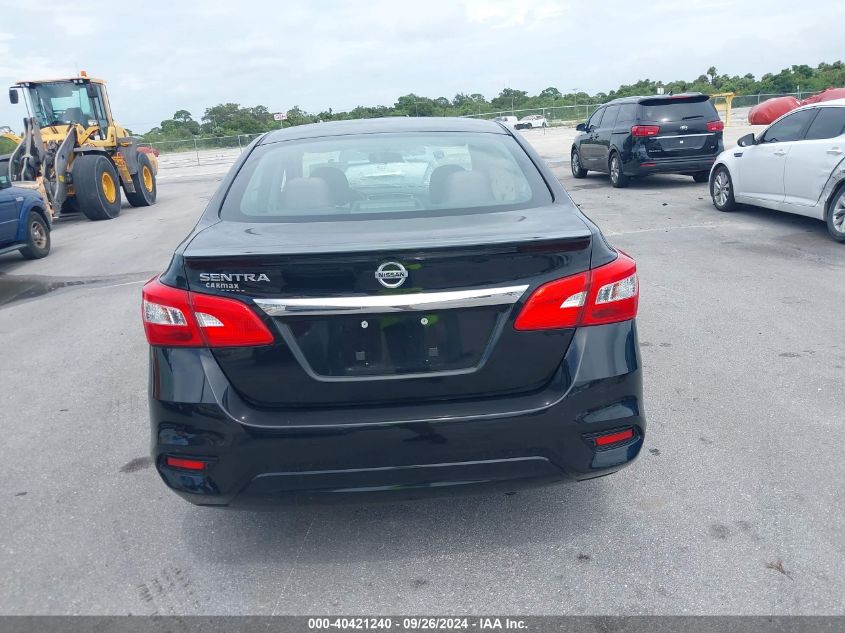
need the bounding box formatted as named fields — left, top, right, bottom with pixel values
left=0, top=0, right=842, bottom=132
left=464, top=0, right=567, bottom=27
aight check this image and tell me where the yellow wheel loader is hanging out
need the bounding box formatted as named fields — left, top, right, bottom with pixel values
left=2, top=72, right=157, bottom=221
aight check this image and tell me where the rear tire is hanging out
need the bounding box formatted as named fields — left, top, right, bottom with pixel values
left=125, top=152, right=157, bottom=207
left=571, top=149, right=587, bottom=178
left=72, top=155, right=122, bottom=221
left=692, top=171, right=709, bottom=183
left=710, top=165, right=737, bottom=212
left=609, top=152, right=628, bottom=188
left=19, top=211, right=50, bottom=259
left=826, top=185, right=845, bottom=243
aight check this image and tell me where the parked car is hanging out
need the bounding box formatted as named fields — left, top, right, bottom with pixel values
left=514, top=114, right=547, bottom=130
left=571, top=93, right=724, bottom=187
left=0, top=172, right=51, bottom=259
left=493, top=115, right=518, bottom=127
left=141, top=117, right=645, bottom=507
left=710, top=99, right=845, bottom=243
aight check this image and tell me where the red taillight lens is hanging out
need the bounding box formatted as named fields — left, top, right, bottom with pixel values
left=141, top=280, right=202, bottom=346
left=631, top=125, right=660, bottom=137
left=513, top=272, right=589, bottom=330
left=706, top=120, right=724, bottom=132
left=593, top=428, right=635, bottom=447
left=165, top=456, right=209, bottom=471
left=189, top=291, right=275, bottom=347
left=514, top=252, right=638, bottom=331
left=142, top=277, right=274, bottom=348
left=583, top=251, right=638, bottom=326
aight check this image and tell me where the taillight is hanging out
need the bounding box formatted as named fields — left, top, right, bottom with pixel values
left=590, top=427, right=635, bottom=448
left=141, top=277, right=274, bottom=347
left=631, top=125, right=660, bottom=137
left=142, top=280, right=202, bottom=346
left=514, top=252, right=638, bottom=331
left=512, top=272, right=589, bottom=330
left=584, top=252, right=638, bottom=326
left=706, top=120, right=724, bottom=132
left=164, top=456, right=210, bottom=471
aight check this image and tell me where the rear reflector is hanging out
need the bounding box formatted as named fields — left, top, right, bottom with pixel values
left=142, top=277, right=274, bottom=347
left=165, top=456, right=209, bottom=471
left=706, top=120, right=725, bottom=132
left=631, top=125, right=660, bottom=137
left=594, top=428, right=635, bottom=447
left=514, top=251, right=638, bottom=331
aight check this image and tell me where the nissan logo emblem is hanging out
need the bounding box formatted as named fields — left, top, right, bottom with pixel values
left=375, top=262, right=408, bottom=288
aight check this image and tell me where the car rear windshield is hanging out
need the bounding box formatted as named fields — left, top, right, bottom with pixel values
left=638, top=97, right=717, bottom=123
left=220, top=132, right=552, bottom=222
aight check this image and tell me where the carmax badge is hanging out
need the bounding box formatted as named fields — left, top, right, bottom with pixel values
left=375, top=262, right=408, bottom=288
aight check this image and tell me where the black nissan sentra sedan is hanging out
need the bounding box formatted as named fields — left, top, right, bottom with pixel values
left=142, top=117, right=645, bottom=507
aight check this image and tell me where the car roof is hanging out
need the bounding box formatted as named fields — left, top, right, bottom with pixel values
left=602, top=92, right=709, bottom=106
left=260, top=117, right=506, bottom=144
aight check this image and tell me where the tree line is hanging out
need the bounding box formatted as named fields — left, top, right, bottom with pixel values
left=141, top=61, right=845, bottom=142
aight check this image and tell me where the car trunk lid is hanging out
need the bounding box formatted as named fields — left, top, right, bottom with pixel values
left=182, top=208, right=593, bottom=407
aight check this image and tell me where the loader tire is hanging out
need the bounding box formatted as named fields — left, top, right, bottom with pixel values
left=125, top=152, right=157, bottom=207
left=73, top=155, right=122, bottom=220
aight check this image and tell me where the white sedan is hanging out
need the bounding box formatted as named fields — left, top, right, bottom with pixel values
left=514, top=115, right=547, bottom=130
left=709, top=99, right=845, bottom=242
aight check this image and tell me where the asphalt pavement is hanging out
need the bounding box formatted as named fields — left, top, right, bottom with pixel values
left=0, top=144, right=842, bottom=615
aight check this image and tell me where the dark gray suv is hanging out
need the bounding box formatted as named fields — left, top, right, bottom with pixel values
left=571, top=93, right=724, bottom=187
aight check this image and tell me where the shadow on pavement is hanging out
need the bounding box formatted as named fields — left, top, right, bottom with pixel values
left=179, top=479, right=612, bottom=566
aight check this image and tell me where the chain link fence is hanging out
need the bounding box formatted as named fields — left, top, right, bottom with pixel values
left=729, top=91, right=815, bottom=109
left=466, top=104, right=602, bottom=125
left=140, top=91, right=824, bottom=165
left=138, top=133, right=265, bottom=168
left=466, top=91, right=821, bottom=126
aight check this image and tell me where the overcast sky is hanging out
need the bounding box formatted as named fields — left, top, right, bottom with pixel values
left=0, top=0, right=842, bottom=132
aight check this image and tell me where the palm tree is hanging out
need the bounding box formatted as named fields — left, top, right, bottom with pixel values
left=707, top=67, right=718, bottom=85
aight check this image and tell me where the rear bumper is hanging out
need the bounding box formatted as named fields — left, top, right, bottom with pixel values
left=149, top=320, right=646, bottom=506
left=624, top=155, right=718, bottom=176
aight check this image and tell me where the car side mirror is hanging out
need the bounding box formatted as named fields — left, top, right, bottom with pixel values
left=737, top=133, right=756, bottom=147
left=8, top=88, right=18, bottom=105
left=576, top=123, right=586, bottom=132
left=86, top=84, right=98, bottom=99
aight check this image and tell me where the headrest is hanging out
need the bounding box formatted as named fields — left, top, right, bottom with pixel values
left=429, top=164, right=466, bottom=204
left=443, top=170, right=494, bottom=206
left=279, top=177, right=334, bottom=210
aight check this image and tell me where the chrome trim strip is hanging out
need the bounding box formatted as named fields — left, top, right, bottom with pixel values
left=652, top=133, right=712, bottom=139
left=254, top=285, right=530, bottom=316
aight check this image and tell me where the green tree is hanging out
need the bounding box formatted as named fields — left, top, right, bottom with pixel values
left=707, top=66, right=718, bottom=84
left=0, top=135, right=17, bottom=154
left=452, top=93, right=472, bottom=107
left=173, top=110, right=193, bottom=123
left=491, top=88, right=528, bottom=110
left=141, top=59, right=845, bottom=140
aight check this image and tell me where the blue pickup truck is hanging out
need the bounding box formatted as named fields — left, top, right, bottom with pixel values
left=0, top=171, right=51, bottom=260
